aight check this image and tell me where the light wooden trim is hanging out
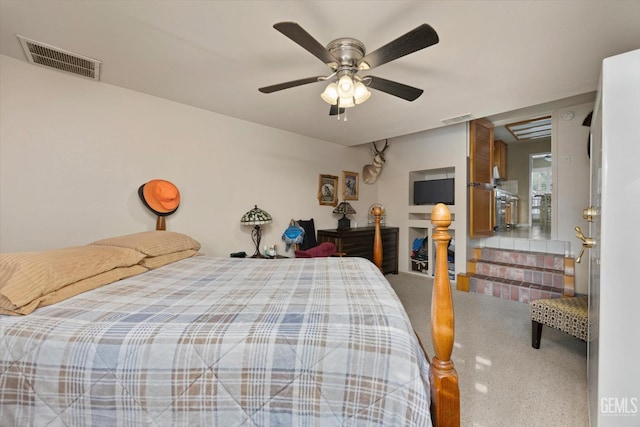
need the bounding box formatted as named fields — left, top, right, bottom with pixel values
left=430, top=203, right=460, bottom=426
left=456, top=273, right=470, bottom=292
left=372, top=205, right=383, bottom=271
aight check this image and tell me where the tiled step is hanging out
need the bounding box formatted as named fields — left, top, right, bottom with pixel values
left=478, top=247, right=566, bottom=271
left=468, top=274, right=563, bottom=303
left=473, top=259, right=564, bottom=288
left=459, top=246, right=575, bottom=303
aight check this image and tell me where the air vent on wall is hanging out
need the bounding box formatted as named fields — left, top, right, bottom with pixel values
left=440, top=113, right=474, bottom=125
left=17, top=35, right=101, bottom=81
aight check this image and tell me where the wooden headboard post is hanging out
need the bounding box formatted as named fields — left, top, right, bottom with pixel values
left=430, top=203, right=460, bottom=426
left=372, top=205, right=383, bottom=271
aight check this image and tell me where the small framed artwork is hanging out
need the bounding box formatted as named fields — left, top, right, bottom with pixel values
left=318, top=174, right=338, bottom=207
left=342, top=171, right=359, bottom=201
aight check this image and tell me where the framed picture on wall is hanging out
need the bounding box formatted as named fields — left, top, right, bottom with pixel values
left=318, top=174, right=338, bottom=207
left=342, top=171, right=359, bottom=201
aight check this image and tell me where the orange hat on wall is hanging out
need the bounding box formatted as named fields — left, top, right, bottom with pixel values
left=138, top=179, right=180, bottom=216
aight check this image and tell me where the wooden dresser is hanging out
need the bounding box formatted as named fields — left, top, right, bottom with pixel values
left=316, top=226, right=399, bottom=274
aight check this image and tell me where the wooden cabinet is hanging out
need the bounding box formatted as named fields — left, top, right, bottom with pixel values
left=317, top=226, right=399, bottom=274
left=470, top=119, right=494, bottom=238
left=494, top=139, right=508, bottom=180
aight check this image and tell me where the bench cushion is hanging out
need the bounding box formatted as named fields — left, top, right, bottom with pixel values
left=530, top=296, right=589, bottom=341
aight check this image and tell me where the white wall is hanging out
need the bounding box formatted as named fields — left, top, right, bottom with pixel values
left=0, top=55, right=376, bottom=256
left=376, top=124, right=468, bottom=278
left=0, top=53, right=595, bottom=295
left=553, top=102, right=593, bottom=294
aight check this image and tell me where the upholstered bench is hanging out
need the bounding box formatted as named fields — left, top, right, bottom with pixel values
left=530, top=296, right=589, bottom=349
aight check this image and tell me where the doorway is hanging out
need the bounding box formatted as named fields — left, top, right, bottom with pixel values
left=492, top=118, right=553, bottom=240
left=528, top=153, right=552, bottom=239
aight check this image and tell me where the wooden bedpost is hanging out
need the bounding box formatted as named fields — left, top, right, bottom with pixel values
left=430, top=203, right=460, bottom=427
left=372, top=205, right=383, bottom=271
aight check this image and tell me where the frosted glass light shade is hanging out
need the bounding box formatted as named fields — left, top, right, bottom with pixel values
left=353, top=81, right=371, bottom=104
left=337, top=75, right=354, bottom=98
left=338, top=96, right=355, bottom=108
left=321, top=82, right=339, bottom=105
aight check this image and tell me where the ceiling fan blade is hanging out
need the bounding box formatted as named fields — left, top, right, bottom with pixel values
left=259, top=76, right=324, bottom=93
left=359, top=24, right=439, bottom=70
left=273, top=22, right=339, bottom=66
left=329, top=105, right=346, bottom=116
left=366, top=76, right=424, bottom=101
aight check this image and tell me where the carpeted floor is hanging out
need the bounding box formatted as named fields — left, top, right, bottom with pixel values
left=387, top=273, right=589, bottom=427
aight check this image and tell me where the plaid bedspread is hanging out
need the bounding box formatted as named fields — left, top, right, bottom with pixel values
left=1, top=256, right=431, bottom=426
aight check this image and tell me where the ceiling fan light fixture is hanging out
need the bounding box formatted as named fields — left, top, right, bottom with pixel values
left=261, top=22, right=438, bottom=117
left=338, top=96, right=355, bottom=108
left=353, top=81, right=371, bottom=104
left=321, top=82, right=339, bottom=104
left=337, top=75, right=355, bottom=98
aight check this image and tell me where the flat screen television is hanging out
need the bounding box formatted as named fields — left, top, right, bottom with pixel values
left=413, top=178, right=455, bottom=205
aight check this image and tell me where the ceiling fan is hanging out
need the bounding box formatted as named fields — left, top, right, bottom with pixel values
left=258, top=22, right=439, bottom=116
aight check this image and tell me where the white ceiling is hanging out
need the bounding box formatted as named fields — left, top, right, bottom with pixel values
left=1, top=1, right=638, bottom=147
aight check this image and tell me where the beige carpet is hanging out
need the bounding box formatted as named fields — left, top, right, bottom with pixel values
left=387, top=273, right=589, bottom=427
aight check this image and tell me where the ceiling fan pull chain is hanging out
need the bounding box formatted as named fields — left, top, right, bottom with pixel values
left=344, top=107, right=348, bottom=122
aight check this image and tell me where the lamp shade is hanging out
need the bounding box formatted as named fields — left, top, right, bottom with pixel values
left=333, top=201, right=356, bottom=230
left=337, top=75, right=355, bottom=98
left=321, top=74, right=371, bottom=110
left=333, top=202, right=356, bottom=215
left=241, top=205, right=272, bottom=225
left=353, top=81, right=371, bottom=104
left=321, top=82, right=339, bottom=105
left=338, top=96, right=355, bottom=108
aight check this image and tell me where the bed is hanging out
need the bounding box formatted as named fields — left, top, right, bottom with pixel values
left=0, top=206, right=459, bottom=426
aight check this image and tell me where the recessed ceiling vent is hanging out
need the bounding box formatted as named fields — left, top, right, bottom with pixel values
left=441, top=113, right=474, bottom=125
left=17, top=35, right=101, bottom=81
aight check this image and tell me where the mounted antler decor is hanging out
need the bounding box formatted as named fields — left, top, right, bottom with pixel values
left=362, top=139, right=389, bottom=184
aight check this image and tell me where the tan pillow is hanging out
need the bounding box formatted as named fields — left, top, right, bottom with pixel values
left=90, top=231, right=201, bottom=257
left=0, top=264, right=148, bottom=316
left=0, top=245, right=145, bottom=312
left=139, top=249, right=198, bottom=269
